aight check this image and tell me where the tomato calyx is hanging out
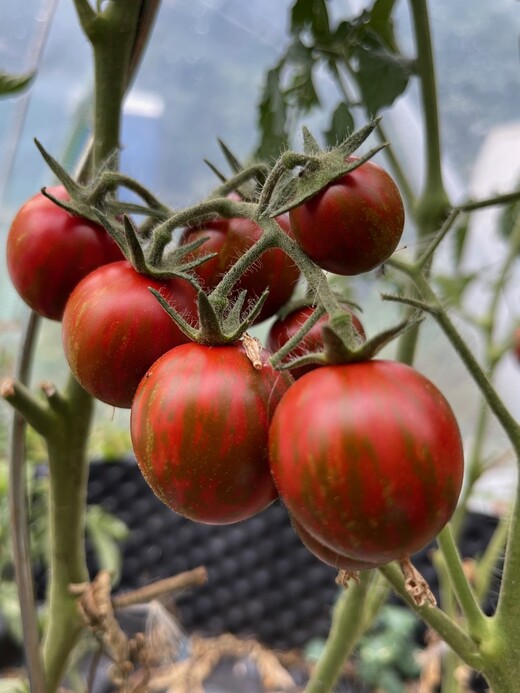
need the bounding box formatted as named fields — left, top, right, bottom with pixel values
left=150, top=285, right=269, bottom=346
left=271, top=310, right=422, bottom=373
left=267, top=118, right=387, bottom=218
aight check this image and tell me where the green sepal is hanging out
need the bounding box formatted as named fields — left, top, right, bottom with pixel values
left=268, top=119, right=386, bottom=217
left=276, top=314, right=422, bottom=372
left=149, top=287, right=270, bottom=346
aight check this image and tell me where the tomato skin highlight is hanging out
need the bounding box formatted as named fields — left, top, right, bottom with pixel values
left=289, top=158, right=405, bottom=276
left=269, top=360, right=464, bottom=563
left=6, top=186, right=122, bottom=320
left=267, top=303, right=366, bottom=379
left=180, top=214, right=300, bottom=323
left=130, top=342, right=293, bottom=524
left=62, top=261, right=196, bottom=408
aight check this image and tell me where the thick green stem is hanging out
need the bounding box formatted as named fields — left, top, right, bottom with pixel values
left=42, top=378, right=94, bottom=693
left=436, top=526, right=488, bottom=641
left=305, top=572, right=372, bottom=693
left=407, top=0, right=448, bottom=222
left=88, top=2, right=143, bottom=171
left=396, top=0, right=450, bottom=366
left=493, top=481, right=520, bottom=645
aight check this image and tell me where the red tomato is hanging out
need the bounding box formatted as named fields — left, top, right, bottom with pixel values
left=289, top=157, right=405, bottom=276
left=179, top=214, right=300, bottom=322
left=130, top=342, right=293, bottom=524
left=62, top=261, right=197, bottom=408
left=269, top=361, right=464, bottom=563
left=6, top=186, right=122, bottom=320
left=291, top=516, right=378, bottom=571
left=267, top=303, right=366, bottom=379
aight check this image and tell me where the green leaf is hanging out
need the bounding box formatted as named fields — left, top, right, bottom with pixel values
left=354, top=34, right=412, bottom=114
left=323, top=102, right=355, bottom=147
left=284, top=39, right=320, bottom=112
left=255, top=65, right=289, bottom=161
left=367, top=0, right=399, bottom=51
left=0, top=70, right=35, bottom=98
left=291, top=0, right=331, bottom=41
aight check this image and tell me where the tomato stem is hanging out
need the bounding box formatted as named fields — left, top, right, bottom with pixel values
left=304, top=571, right=373, bottom=693
left=436, top=526, right=489, bottom=641
left=379, top=563, right=482, bottom=669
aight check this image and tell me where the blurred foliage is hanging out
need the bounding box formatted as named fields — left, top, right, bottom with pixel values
left=255, top=0, right=413, bottom=160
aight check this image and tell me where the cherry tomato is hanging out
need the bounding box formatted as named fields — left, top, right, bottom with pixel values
left=269, top=360, right=464, bottom=563
left=131, top=342, right=293, bottom=524
left=6, top=186, right=122, bottom=320
left=289, top=157, right=405, bottom=276
left=62, top=261, right=197, bottom=408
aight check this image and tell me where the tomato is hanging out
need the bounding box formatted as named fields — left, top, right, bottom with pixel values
left=269, top=360, right=464, bottom=564
left=289, top=157, right=405, bottom=276
left=266, top=303, right=366, bottom=379
left=179, top=214, right=300, bottom=323
left=6, top=186, right=123, bottom=320
left=130, top=342, right=293, bottom=524
left=62, top=261, right=197, bottom=408
left=291, top=516, right=378, bottom=571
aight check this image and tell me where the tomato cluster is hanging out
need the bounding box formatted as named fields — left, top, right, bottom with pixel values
left=6, top=156, right=464, bottom=567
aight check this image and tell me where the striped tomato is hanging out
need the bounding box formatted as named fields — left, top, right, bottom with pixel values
left=7, top=186, right=122, bottom=320
left=62, top=261, right=197, bottom=408
left=291, top=516, right=378, bottom=572
left=130, top=342, right=293, bottom=524
left=269, top=361, right=464, bottom=564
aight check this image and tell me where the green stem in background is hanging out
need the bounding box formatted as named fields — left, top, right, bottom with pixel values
left=75, top=1, right=144, bottom=173
left=7, top=312, right=46, bottom=693
left=474, top=515, right=509, bottom=603
left=452, top=199, right=520, bottom=538
left=436, top=526, right=488, bottom=641
left=396, top=0, right=450, bottom=367
left=386, top=263, right=520, bottom=456
left=407, top=0, right=449, bottom=228
left=304, top=571, right=373, bottom=693
left=41, top=380, right=94, bottom=692
left=432, top=549, right=462, bottom=693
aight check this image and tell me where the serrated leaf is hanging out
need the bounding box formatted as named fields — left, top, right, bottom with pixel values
left=354, top=35, right=412, bottom=114
left=0, top=70, right=35, bottom=98
left=323, top=102, right=355, bottom=147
